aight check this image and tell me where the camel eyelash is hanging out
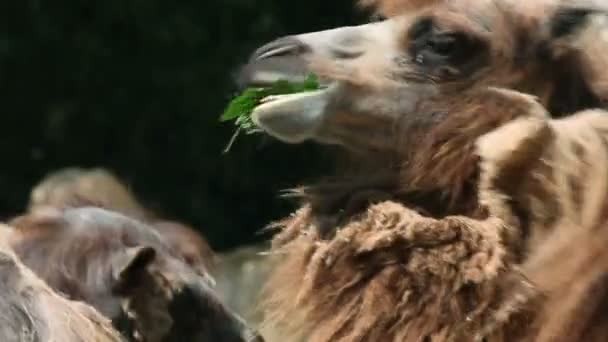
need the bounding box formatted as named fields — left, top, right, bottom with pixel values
left=370, top=13, right=387, bottom=23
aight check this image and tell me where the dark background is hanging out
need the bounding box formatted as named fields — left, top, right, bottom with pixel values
left=0, top=1, right=368, bottom=251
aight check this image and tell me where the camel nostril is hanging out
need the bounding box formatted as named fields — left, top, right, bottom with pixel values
left=248, top=334, right=265, bottom=342
left=330, top=47, right=364, bottom=59
left=241, top=328, right=265, bottom=342
left=251, top=36, right=310, bottom=61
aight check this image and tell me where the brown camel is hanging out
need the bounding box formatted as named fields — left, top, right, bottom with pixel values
left=7, top=206, right=264, bottom=342
left=27, top=167, right=216, bottom=273
left=236, top=0, right=608, bottom=340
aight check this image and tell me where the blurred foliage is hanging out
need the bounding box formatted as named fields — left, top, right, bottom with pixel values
left=0, top=0, right=366, bottom=250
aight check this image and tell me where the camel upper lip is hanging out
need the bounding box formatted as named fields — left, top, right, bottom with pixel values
left=236, top=53, right=334, bottom=89
left=237, top=56, right=310, bottom=88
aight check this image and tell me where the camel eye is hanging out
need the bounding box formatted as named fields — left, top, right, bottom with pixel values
left=427, top=35, right=458, bottom=57
left=412, top=31, right=481, bottom=70
left=420, top=33, right=470, bottom=64
left=408, top=17, right=487, bottom=77
left=370, top=13, right=387, bottom=23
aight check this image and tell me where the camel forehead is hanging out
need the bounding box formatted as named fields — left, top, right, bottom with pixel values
left=422, top=0, right=513, bottom=27
left=377, top=0, right=554, bottom=35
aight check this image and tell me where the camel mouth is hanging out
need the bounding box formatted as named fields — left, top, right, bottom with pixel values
left=238, top=53, right=336, bottom=143
left=251, top=86, right=334, bottom=143
left=241, top=67, right=333, bottom=89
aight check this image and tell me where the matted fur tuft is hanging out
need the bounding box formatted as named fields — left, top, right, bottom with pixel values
left=262, top=202, right=519, bottom=341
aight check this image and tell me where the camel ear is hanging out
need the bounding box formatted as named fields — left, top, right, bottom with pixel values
left=9, top=207, right=65, bottom=230
left=543, top=5, right=608, bottom=112
left=111, top=246, right=156, bottom=291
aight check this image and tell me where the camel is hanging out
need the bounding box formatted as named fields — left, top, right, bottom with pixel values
left=27, top=167, right=216, bottom=273
left=27, top=167, right=276, bottom=336
left=0, top=226, right=124, bottom=342
left=236, top=0, right=608, bottom=340
left=7, top=206, right=265, bottom=342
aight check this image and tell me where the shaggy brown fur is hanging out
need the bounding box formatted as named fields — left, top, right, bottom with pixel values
left=7, top=207, right=263, bottom=342
left=0, top=226, right=124, bottom=342
left=27, top=167, right=216, bottom=272
left=262, top=89, right=608, bottom=342
left=263, top=203, right=511, bottom=341
left=236, top=0, right=608, bottom=341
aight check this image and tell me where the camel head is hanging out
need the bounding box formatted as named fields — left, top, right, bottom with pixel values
left=239, top=0, right=607, bottom=155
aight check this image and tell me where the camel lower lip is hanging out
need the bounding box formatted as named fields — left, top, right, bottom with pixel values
left=250, top=87, right=332, bottom=143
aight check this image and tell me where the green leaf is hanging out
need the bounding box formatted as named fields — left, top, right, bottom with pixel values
left=219, top=73, right=321, bottom=136
left=220, top=88, right=266, bottom=122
